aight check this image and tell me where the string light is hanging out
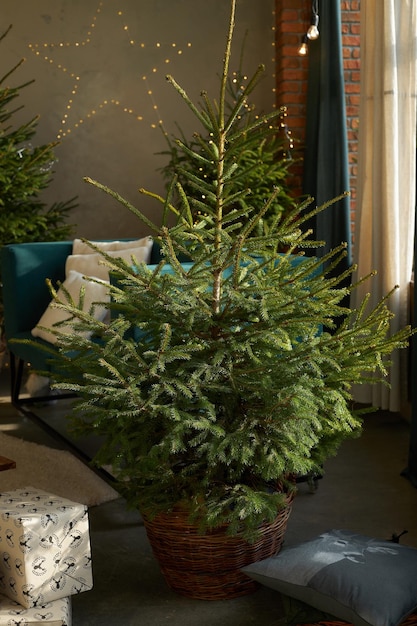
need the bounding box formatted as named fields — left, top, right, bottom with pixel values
left=307, top=0, right=320, bottom=40
left=27, top=2, right=277, bottom=138
left=28, top=2, right=193, bottom=138
left=298, top=0, right=319, bottom=56
left=279, top=106, right=294, bottom=160
left=271, top=6, right=277, bottom=106
left=298, top=35, right=308, bottom=56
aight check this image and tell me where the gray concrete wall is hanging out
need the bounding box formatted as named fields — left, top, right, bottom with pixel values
left=2, top=1, right=275, bottom=239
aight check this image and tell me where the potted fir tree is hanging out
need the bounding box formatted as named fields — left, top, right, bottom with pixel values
left=36, top=0, right=412, bottom=600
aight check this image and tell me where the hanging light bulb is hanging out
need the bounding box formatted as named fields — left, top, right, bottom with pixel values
left=298, top=35, right=308, bottom=56
left=307, top=16, right=319, bottom=40
left=307, top=0, right=319, bottom=40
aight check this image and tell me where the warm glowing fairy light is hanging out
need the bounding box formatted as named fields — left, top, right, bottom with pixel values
left=28, top=2, right=275, bottom=137
left=28, top=1, right=193, bottom=138
left=270, top=8, right=277, bottom=108
left=56, top=98, right=144, bottom=139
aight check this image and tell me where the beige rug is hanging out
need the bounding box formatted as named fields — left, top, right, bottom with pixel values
left=0, top=431, right=119, bottom=507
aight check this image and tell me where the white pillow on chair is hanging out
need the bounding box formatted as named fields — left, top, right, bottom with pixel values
left=66, top=245, right=153, bottom=281
left=72, top=236, right=152, bottom=256
left=31, top=270, right=110, bottom=344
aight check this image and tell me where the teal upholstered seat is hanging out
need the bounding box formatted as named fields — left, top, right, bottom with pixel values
left=1, top=242, right=72, bottom=402
left=1, top=240, right=163, bottom=404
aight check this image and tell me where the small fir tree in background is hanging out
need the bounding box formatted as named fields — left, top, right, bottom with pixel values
left=160, top=62, right=299, bottom=233
left=0, top=26, right=75, bottom=252
left=0, top=25, right=76, bottom=351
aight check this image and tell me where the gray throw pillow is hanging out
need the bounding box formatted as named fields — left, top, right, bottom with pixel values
left=242, top=529, right=417, bottom=626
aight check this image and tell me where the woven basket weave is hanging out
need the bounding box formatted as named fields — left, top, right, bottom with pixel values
left=142, top=491, right=294, bottom=600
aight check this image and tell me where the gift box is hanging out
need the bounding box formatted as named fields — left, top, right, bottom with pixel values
left=0, top=593, right=71, bottom=625
left=0, top=487, right=93, bottom=608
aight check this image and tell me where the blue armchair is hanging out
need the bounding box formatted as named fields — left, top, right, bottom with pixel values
left=1, top=240, right=162, bottom=404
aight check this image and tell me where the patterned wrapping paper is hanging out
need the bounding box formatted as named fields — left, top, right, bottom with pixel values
left=0, top=592, right=71, bottom=625
left=0, top=487, right=93, bottom=608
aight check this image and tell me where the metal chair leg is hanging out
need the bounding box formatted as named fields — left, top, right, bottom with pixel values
left=9, top=353, right=24, bottom=405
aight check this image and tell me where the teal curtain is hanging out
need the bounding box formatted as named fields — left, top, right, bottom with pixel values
left=302, top=0, right=352, bottom=272
left=404, top=282, right=417, bottom=486
left=403, top=176, right=417, bottom=488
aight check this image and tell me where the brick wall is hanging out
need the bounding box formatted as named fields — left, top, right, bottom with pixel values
left=275, top=0, right=361, bottom=241
left=274, top=0, right=310, bottom=193
left=341, top=0, right=361, bottom=243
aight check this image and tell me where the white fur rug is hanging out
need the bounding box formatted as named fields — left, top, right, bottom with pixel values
left=0, top=431, right=119, bottom=507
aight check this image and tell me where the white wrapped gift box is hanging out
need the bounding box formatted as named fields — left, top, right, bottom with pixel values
left=0, top=487, right=93, bottom=608
left=0, top=593, right=71, bottom=625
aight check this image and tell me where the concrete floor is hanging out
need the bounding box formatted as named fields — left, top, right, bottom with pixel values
left=1, top=366, right=417, bottom=625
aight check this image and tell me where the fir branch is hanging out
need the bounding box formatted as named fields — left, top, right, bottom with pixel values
left=84, top=176, right=161, bottom=232
left=165, top=75, right=213, bottom=132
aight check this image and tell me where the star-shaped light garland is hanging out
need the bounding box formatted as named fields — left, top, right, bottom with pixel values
left=27, top=1, right=193, bottom=140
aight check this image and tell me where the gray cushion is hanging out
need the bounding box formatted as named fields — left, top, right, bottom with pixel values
left=242, top=529, right=417, bottom=626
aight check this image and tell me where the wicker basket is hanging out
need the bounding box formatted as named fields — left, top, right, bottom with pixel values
left=142, top=491, right=294, bottom=600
